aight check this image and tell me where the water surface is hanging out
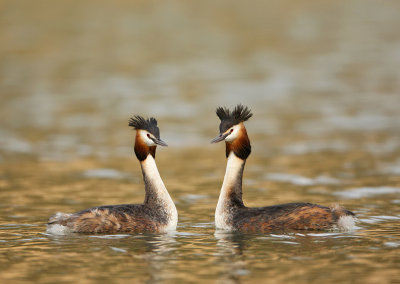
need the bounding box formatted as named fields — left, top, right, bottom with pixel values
left=1, top=1, right=400, bottom=283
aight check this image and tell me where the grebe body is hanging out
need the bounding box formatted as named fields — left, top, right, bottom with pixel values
left=212, top=105, right=355, bottom=232
left=47, top=116, right=177, bottom=234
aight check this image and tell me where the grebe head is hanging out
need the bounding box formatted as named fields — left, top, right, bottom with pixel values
left=211, top=104, right=252, bottom=159
left=129, top=116, right=167, bottom=161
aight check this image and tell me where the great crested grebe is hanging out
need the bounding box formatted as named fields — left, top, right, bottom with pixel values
left=211, top=104, right=355, bottom=232
left=47, top=116, right=178, bottom=234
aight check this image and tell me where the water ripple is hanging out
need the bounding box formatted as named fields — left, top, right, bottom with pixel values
left=333, top=187, right=400, bottom=199
left=266, top=173, right=340, bottom=186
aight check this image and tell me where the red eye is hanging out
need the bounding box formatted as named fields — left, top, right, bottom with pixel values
left=147, top=134, right=151, bottom=138
left=230, top=129, right=233, bottom=133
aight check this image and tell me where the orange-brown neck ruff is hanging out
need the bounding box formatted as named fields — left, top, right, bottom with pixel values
left=134, top=132, right=156, bottom=161
left=225, top=126, right=251, bottom=160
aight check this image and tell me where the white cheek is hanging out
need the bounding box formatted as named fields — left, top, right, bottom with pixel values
left=225, top=127, right=240, bottom=142
left=140, top=131, right=156, bottom=146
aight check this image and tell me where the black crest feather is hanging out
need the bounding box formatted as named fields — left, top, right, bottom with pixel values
left=215, top=104, right=253, bottom=133
left=128, top=115, right=160, bottom=138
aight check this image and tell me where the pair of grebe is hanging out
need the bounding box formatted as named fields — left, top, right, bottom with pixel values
left=47, top=105, right=355, bottom=234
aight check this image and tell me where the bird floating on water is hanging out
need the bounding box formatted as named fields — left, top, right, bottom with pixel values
left=47, top=116, right=177, bottom=234
left=211, top=104, right=355, bottom=232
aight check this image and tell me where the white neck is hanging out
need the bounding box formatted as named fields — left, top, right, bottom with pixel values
left=140, top=155, right=177, bottom=231
left=215, top=152, right=246, bottom=230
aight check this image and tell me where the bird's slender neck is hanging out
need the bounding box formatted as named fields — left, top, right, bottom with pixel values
left=215, top=152, right=246, bottom=230
left=215, top=127, right=250, bottom=229
left=134, top=130, right=177, bottom=231
left=218, top=126, right=251, bottom=209
left=217, top=152, right=246, bottom=210
left=140, top=155, right=175, bottom=213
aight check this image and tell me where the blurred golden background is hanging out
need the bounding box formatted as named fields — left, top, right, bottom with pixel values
left=1, top=1, right=400, bottom=283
